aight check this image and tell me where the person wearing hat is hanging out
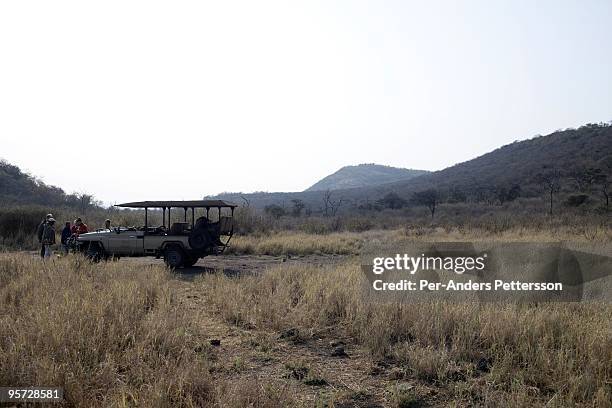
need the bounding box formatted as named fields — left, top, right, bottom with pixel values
left=42, top=218, right=56, bottom=259
left=37, top=213, right=54, bottom=258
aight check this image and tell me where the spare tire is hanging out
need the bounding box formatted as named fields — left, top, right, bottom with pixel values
left=189, top=229, right=211, bottom=250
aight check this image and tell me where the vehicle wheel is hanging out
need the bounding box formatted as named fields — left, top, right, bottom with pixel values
left=86, top=243, right=104, bottom=263
left=164, top=246, right=185, bottom=268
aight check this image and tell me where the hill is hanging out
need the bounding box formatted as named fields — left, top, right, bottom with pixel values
left=374, top=122, right=612, bottom=199
left=0, top=159, right=98, bottom=209
left=215, top=123, right=612, bottom=210
left=305, top=164, right=428, bottom=192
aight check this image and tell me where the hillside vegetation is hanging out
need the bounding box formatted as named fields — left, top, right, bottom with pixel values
left=306, top=164, right=428, bottom=192
left=0, top=160, right=98, bottom=209
left=216, top=123, right=612, bottom=213
left=375, top=122, right=612, bottom=199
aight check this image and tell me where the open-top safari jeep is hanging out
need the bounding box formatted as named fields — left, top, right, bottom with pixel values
left=77, top=200, right=237, bottom=267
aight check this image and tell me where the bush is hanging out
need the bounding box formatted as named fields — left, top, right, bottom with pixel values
left=565, top=194, right=590, bottom=207
left=0, top=207, right=47, bottom=249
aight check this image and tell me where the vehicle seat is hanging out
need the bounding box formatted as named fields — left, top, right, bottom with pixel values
left=170, top=222, right=189, bottom=235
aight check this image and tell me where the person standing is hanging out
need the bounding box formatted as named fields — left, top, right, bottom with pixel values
left=42, top=218, right=56, bottom=259
left=104, top=219, right=112, bottom=230
left=71, top=217, right=89, bottom=235
left=36, top=213, right=53, bottom=259
left=61, top=221, right=71, bottom=254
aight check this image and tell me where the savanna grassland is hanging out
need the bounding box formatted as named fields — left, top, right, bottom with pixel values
left=1, top=223, right=611, bottom=407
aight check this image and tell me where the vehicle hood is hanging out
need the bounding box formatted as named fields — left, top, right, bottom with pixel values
left=77, top=230, right=112, bottom=241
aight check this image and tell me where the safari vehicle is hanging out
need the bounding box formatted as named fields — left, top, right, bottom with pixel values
left=77, top=200, right=237, bottom=268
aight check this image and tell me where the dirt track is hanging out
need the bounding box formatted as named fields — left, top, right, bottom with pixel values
left=123, top=253, right=352, bottom=279
left=132, top=253, right=409, bottom=406
left=124, top=253, right=401, bottom=406
left=172, top=279, right=396, bottom=407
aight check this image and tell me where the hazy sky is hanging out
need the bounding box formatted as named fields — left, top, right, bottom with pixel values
left=1, top=1, right=611, bottom=204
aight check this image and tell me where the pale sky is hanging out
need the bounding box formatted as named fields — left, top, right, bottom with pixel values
left=1, top=1, right=611, bottom=204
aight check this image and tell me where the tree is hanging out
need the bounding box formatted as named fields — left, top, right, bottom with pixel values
left=240, top=196, right=250, bottom=208
left=595, top=156, right=612, bottom=209
left=76, top=193, right=94, bottom=214
left=291, top=199, right=305, bottom=217
left=323, top=190, right=345, bottom=216
left=594, top=172, right=609, bottom=209
left=264, top=204, right=286, bottom=219
left=495, top=184, right=521, bottom=205
left=376, top=192, right=407, bottom=209
left=569, top=167, right=603, bottom=193
left=602, top=178, right=610, bottom=210
left=536, top=170, right=562, bottom=215
left=447, top=187, right=467, bottom=203
left=411, top=189, right=439, bottom=219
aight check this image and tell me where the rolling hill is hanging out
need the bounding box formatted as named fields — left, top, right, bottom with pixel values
left=215, top=123, right=612, bottom=210
left=3, top=122, right=611, bottom=213
left=306, top=164, right=428, bottom=192
left=0, top=159, right=98, bottom=209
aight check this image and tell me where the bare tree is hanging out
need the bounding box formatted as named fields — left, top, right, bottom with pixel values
left=291, top=199, right=305, bottom=217
left=411, top=189, right=439, bottom=219
left=594, top=172, right=610, bottom=209
left=240, top=196, right=250, bottom=208
left=376, top=192, right=407, bottom=209
left=264, top=204, right=285, bottom=219
left=323, top=190, right=345, bottom=216
left=77, top=193, right=93, bottom=214
left=569, top=167, right=603, bottom=193
left=602, top=179, right=610, bottom=210
left=537, top=170, right=562, bottom=215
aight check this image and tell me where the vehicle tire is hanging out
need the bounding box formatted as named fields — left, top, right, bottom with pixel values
left=164, top=246, right=185, bottom=268
left=189, top=229, right=210, bottom=250
left=86, top=243, right=104, bottom=263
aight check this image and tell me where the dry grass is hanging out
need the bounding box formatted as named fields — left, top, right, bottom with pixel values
left=2, top=223, right=611, bottom=407
left=198, top=262, right=612, bottom=407
left=227, top=231, right=363, bottom=256
left=225, top=225, right=612, bottom=257
left=0, top=253, right=214, bottom=406
left=0, top=253, right=295, bottom=407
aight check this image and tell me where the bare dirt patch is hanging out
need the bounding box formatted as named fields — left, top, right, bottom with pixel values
left=124, top=253, right=351, bottom=279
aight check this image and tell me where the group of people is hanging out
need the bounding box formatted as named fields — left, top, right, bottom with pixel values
left=36, top=214, right=112, bottom=259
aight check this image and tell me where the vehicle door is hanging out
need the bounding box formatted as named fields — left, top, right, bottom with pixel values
left=106, top=229, right=144, bottom=255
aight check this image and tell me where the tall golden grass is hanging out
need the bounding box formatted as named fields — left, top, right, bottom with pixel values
left=2, top=221, right=611, bottom=407
left=0, top=253, right=299, bottom=407
left=226, top=225, right=611, bottom=256
left=227, top=231, right=363, bottom=256
left=199, top=263, right=612, bottom=407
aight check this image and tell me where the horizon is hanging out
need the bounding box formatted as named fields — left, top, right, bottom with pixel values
left=3, top=121, right=609, bottom=203
left=2, top=1, right=612, bottom=204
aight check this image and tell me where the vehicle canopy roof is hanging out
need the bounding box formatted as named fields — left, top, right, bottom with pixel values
left=115, top=200, right=238, bottom=209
